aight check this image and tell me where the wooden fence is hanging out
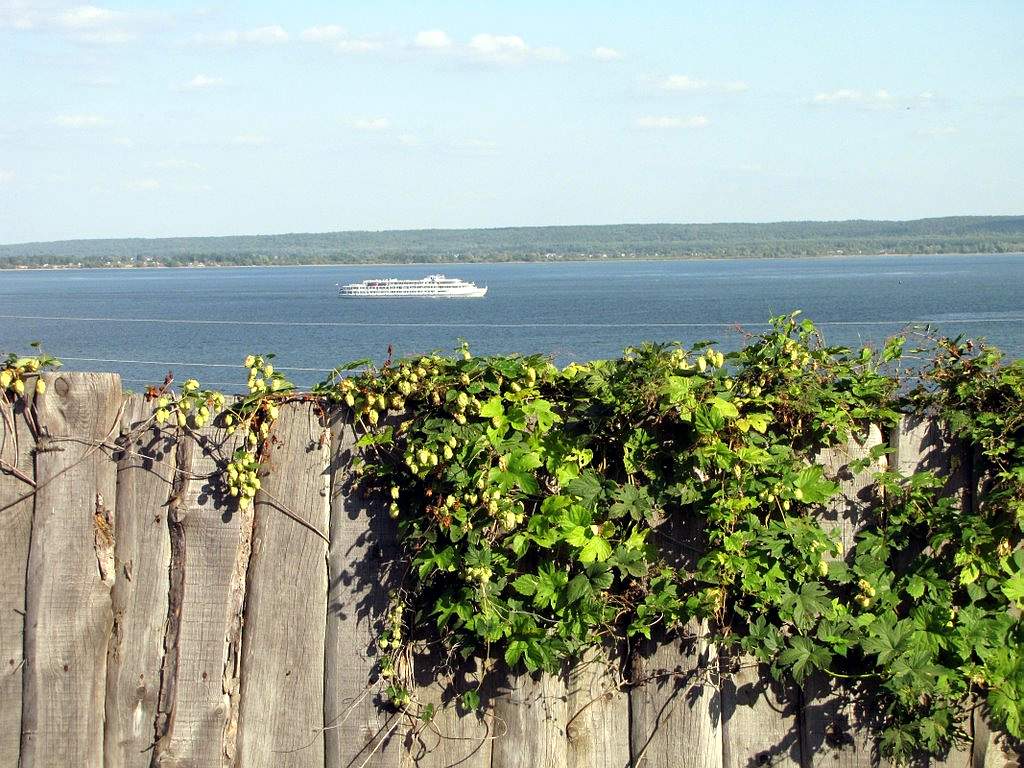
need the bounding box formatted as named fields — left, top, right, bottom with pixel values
left=0, top=371, right=1021, bottom=768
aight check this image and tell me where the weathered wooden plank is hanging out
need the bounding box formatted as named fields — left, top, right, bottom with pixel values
left=403, top=657, right=492, bottom=768
left=236, top=402, right=330, bottom=767
left=971, top=709, right=1023, bottom=768
left=0, top=391, right=35, bottom=767
left=565, top=648, right=630, bottom=768
left=630, top=511, right=722, bottom=768
left=722, top=657, right=802, bottom=768
left=20, top=372, right=122, bottom=767
left=801, top=425, right=885, bottom=768
left=151, top=409, right=251, bottom=768
left=325, top=410, right=404, bottom=768
left=890, top=415, right=974, bottom=768
left=491, top=669, right=567, bottom=768
left=103, top=394, right=176, bottom=768
left=630, top=621, right=722, bottom=768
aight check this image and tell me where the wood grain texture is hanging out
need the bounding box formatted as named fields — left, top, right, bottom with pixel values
left=103, top=395, right=176, bottom=768
left=0, top=392, right=36, bottom=767
left=722, top=657, right=802, bottom=768
left=565, top=649, right=630, bottom=768
left=403, top=657, right=492, bottom=768
left=630, top=620, right=723, bottom=768
left=20, top=372, right=122, bottom=768
left=236, top=402, right=330, bottom=768
left=491, top=669, right=567, bottom=768
left=325, top=411, right=403, bottom=768
left=801, top=426, right=885, bottom=768
left=971, top=709, right=1023, bottom=768
left=151, top=412, right=251, bottom=768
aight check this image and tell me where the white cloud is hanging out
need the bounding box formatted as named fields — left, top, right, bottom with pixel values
left=592, top=46, right=623, bottom=61
left=349, top=117, right=391, bottom=131
left=809, top=88, right=925, bottom=110
left=300, top=24, right=378, bottom=53
left=635, top=115, right=709, bottom=129
left=126, top=178, right=160, bottom=191
left=660, top=75, right=709, bottom=91
left=77, top=75, right=118, bottom=87
left=657, top=75, right=749, bottom=93
left=335, top=38, right=379, bottom=53
left=469, top=33, right=527, bottom=61
left=0, top=169, right=14, bottom=184
left=58, top=5, right=117, bottom=29
left=397, top=133, right=421, bottom=147
left=196, top=25, right=289, bottom=46
left=301, top=24, right=345, bottom=42
left=464, top=33, right=567, bottom=64
left=178, top=74, right=224, bottom=91
left=4, top=4, right=169, bottom=44
left=54, top=113, right=107, bottom=127
left=231, top=134, right=269, bottom=146
left=415, top=29, right=452, bottom=49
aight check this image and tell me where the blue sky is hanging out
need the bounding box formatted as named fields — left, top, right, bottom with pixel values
left=1, top=1, right=1022, bottom=243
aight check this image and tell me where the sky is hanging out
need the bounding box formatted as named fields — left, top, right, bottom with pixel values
left=1, top=1, right=1022, bottom=243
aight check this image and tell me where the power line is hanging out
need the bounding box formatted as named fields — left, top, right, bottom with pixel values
left=2, top=314, right=1023, bottom=328
left=58, top=356, right=334, bottom=372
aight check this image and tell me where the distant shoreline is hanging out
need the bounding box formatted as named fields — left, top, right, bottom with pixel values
left=2, top=250, right=1022, bottom=272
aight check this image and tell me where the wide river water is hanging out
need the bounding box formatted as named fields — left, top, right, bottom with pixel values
left=1, top=253, right=1022, bottom=390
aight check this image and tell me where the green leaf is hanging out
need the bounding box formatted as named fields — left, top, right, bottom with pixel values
left=478, top=396, right=504, bottom=419
left=1001, top=569, right=1024, bottom=608
left=580, top=535, right=613, bottom=564
left=566, top=573, right=592, bottom=603
left=512, top=574, right=538, bottom=596
left=711, top=396, right=739, bottom=420
left=793, top=466, right=839, bottom=504
left=779, top=636, right=832, bottom=682
left=461, top=689, right=481, bottom=712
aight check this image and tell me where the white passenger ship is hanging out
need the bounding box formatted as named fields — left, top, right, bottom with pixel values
left=338, top=274, right=488, bottom=298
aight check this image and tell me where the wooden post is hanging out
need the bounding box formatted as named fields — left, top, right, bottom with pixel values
left=20, top=372, right=122, bottom=768
left=800, top=425, right=885, bottom=768
left=324, top=411, right=403, bottom=768
left=0, top=391, right=36, bottom=767
left=103, top=395, right=177, bottom=768
left=236, top=402, right=330, bottom=767
left=150, top=410, right=250, bottom=768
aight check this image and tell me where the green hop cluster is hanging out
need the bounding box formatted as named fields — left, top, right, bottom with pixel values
left=226, top=449, right=261, bottom=510
left=1, top=353, right=56, bottom=396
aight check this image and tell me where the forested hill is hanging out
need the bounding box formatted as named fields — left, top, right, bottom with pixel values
left=2, top=215, right=1023, bottom=268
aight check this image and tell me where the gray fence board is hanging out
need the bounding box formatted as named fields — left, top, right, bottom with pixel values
left=802, top=426, right=885, bottom=768
left=565, top=649, right=630, bottom=768
left=0, top=393, right=35, bottom=767
left=236, top=402, right=330, bottom=767
left=491, top=670, right=567, bottom=768
left=20, top=372, right=121, bottom=767
left=722, top=658, right=801, bottom=768
left=630, top=620, right=722, bottom=768
left=151, top=415, right=250, bottom=768
left=103, top=395, right=177, bottom=768
left=325, top=412, right=403, bottom=768
left=403, top=660, right=492, bottom=768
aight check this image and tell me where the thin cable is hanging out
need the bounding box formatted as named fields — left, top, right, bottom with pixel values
left=59, top=356, right=334, bottom=372
left=1, top=314, right=1023, bottom=328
